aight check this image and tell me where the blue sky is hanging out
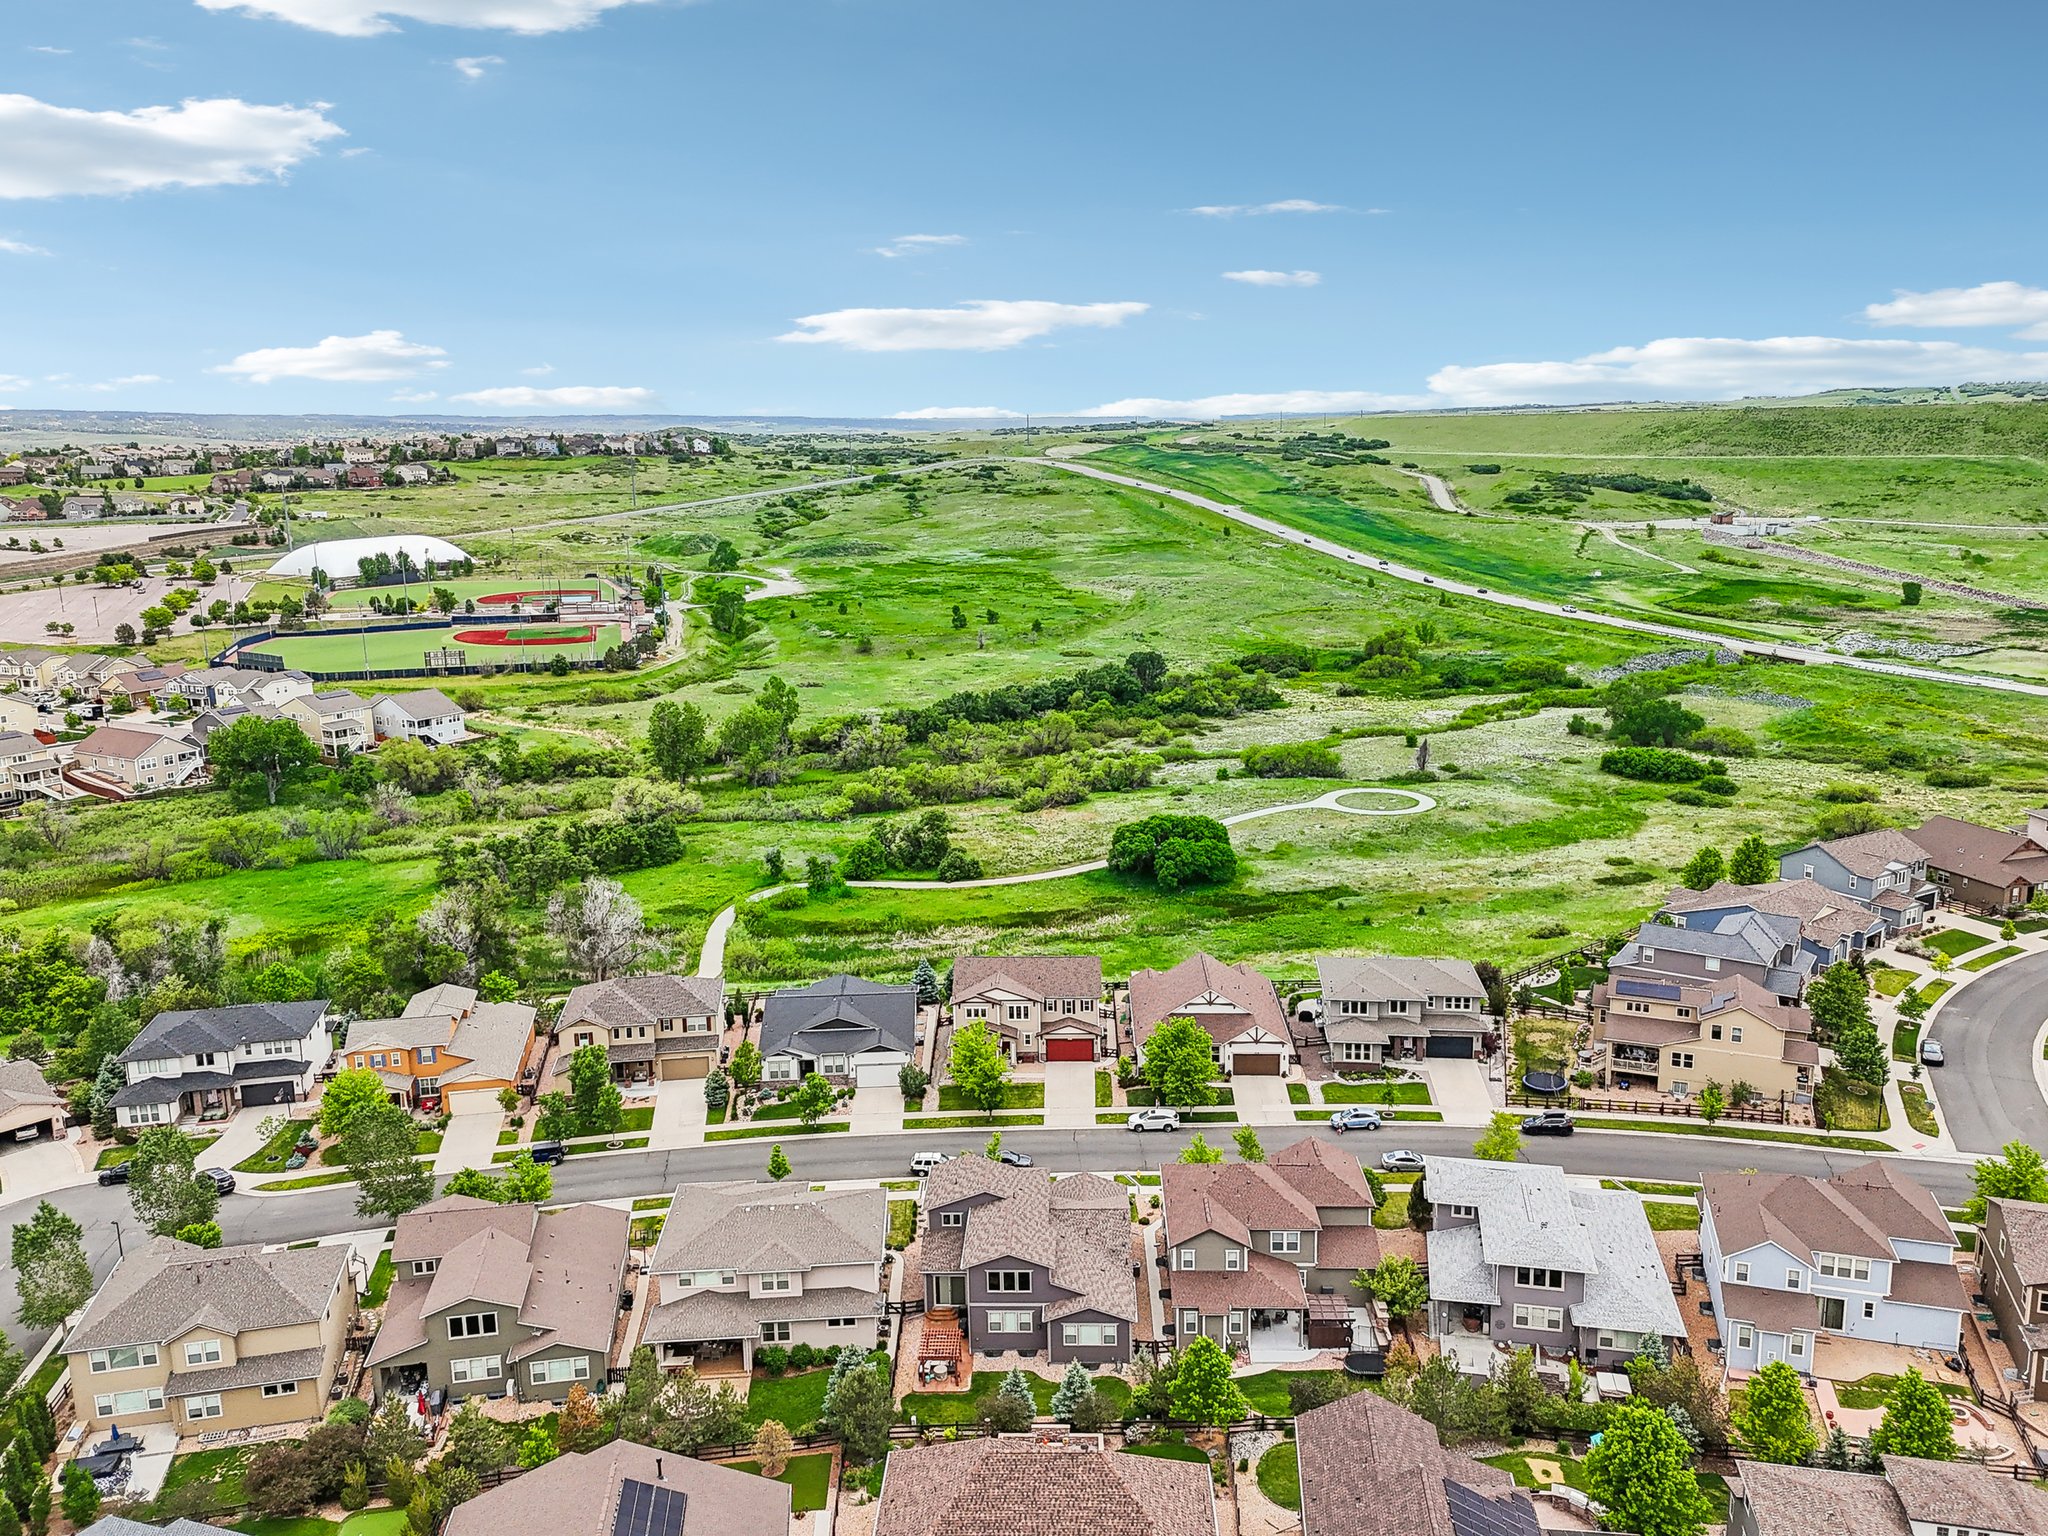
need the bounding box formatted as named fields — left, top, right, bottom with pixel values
left=6, top=0, right=2048, bottom=419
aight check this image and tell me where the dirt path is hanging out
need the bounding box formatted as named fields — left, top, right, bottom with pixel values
left=1585, top=521, right=1698, bottom=574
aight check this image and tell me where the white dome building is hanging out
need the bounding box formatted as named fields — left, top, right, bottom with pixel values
left=268, top=534, right=471, bottom=580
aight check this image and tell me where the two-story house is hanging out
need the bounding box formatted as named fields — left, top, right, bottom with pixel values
left=1906, top=810, right=2048, bottom=912
left=1732, top=1453, right=2048, bottom=1536
left=1161, top=1138, right=1380, bottom=1359
left=875, top=1432, right=1214, bottom=1536
left=1423, top=1155, right=1684, bottom=1375
left=1699, top=1161, right=1965, bottom=1373
left=1587, top=974, right=1818, bottom=1104
left=1979, top=1197, right=2048, bottom=1400
left=275, top=690, right=375, bottom=759
left=1296, top=1390, right=1538, bottom=1536
left=342, top=984, right=539, bottom=1114
left=1303, top=955, right=1495, bottom=1066
left=368, top=1194, right=630, bottom=1404
left=0, top=1059, right=66, bottom=1143
left=1131, top=952, right=1291, bottom=1078
left=171, top=667, right=316, bottom=711
left=642, top=1182, right=886, bottom=1374
left=66, top=1237, right=355, bottom=1434
left=1660, top=878, right=1888, bottom=968
left=556, top=973, right=726, bottom=1084
left=371, top=689, right=467, bottom=746
left=0, top=731, right=67, bottom=808
left=1607, top=914, right=1811, bottom=1005
left=111, top=999, right=333, bottom=1129
left=949, top=954, right=1106, bottom=1063
left=757, top=974, right=916, bottom=1087
left=919, top=1156, right=1135, bottom=1365
left=1779, top=828, right=1938, bottom=936
left=69, top=725, right=205, bottom=796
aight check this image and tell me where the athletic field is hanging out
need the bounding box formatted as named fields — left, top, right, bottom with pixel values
left=316, top=575, right=620, bottom=611
left=241, top=620, right=622, bottom=673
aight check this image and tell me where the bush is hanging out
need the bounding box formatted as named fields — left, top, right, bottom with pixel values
left=1926, top=767, right=1991, bottom=788
left=1600, top=747, right=1707, bottom=783
left=935, top=849, right=984, bottom=880
left=790, top=1343, right=818, bottom=1369
left=1685, top=725, right=1756, bottom=758
left=1667, top=788, right=1724, bottom=807
left=1107, top=813, right=1236, bottom=892
left=756, top=1345, right=790, bottom=1376
left=1818, top=782, right=1879, bottom=803
left=1694, top=774, right=1739, bottom=797
left=1240, top=741, right=1343, bottom=779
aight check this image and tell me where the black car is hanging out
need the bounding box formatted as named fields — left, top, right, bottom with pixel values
left=96, top=1163, right=131, bottom=1187
left=200, top=1167, right=237, bottom=1195
left=1520, top=1111, right=1575, bottom=1136
left=528, top=1140, right=567, bottom=1166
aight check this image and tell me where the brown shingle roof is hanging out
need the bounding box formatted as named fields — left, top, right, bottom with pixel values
left=1812, top=828, right=1931, bottom=881
left=1908, top=815, right=2048, bottom=890
left=1164, top=1163, right=1319, bottom=1249
left=648, top=1182, right=885, bottom=1276
left=70, top=1240, right=349, bottom=1354
left=560, top=973, right=725, bottom=1031
left=1129, top=953, right=1285, bottom=1051
left=922, top=1159, right=1134, bottom=1324
left=1662, top=878, right=1886, bottom=947
left=1702, top=1161, right=1950, bottom=1268
left=1296, top=1389, right=1532, bottom=1536
left=951, top=954, right=1104, bottom=1005
left=1989, top=1199, right=2048, bottom=1286
left=1883, top=1454, right=2048, bottom=1534
left=1269, top=1138, right=1378, bottom=1212
left=1718, top=1281, right=1823, bottom=1335
left=442, top=1439, right=789, bottom=1536
left=1167, top=1252, right=1305, bottom=1316
left=875, top=1435, right=1214, bottom=1536
left=1733, top=1462, right=1910, bottom=1536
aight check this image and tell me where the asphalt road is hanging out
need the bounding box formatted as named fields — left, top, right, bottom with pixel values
left=0, top=1122, right=1975, bottom=1362
left=1921, top=949, right=2048, bottom=1154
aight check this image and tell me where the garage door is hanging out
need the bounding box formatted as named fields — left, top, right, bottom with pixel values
left=1426, top=1035, right=1477, bottom=1059
left=1045, top=1038, right=1095, bottom=1062
left=447, top=1087, right=499, bottom=1114
left=854, top=1058, right=901, bottom=1087
left=239, top=1080, right=295, bottom=1106
left=1233, top=1052, right=1283, bottom=1075
left=659, top=1055, right=710, bottom=1080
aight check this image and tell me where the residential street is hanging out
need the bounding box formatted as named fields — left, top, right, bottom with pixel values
left=1919, top=947, right=2048, bottom=1153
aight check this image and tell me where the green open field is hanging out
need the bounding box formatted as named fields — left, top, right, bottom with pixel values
left=241, top=620, right=622, bottom=671
left=315, top=575, right=621, bottom=611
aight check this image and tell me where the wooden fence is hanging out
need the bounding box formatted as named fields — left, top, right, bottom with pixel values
left=1504, top=1089, right=1792, bottom=1124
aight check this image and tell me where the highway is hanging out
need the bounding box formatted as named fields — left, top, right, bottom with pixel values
left=1918, top=949, right=2048, bottom=1154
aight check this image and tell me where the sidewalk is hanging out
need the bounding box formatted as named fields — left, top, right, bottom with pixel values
left=433, top=1111, right=504, bottom=1176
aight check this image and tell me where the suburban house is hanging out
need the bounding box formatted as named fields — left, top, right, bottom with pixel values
left=0, top=649, right=56, bottom=685
left=371, top=689, right=468, bottom=746
left=556, top=973, right=727, bottom=1084
left=757, top=974, right=916, bottom=1087
left=1731, top=1455, right=2048, bottom=1536
left=68, top=725, right=205, bottom=795
left=1130, top=952, right=1292, bottom=1077
left=1586, top=973, right=1818, bottom=1104
left=1295, top=1388, right=1539, bottom=1536
left=66, top=1237, right=355, bottom=1434
left=1907, top=810, right=2048, bottom=911
left=0, top=1059, right=68, bottom=1142
left=1423, top=1155, right=1685, bottom=1375
left=1161, top=1138, right=1381, bottom=1358
left=171, top=667, right=316, bottom=710
left=1304, top=955, right=1495, bottom=1065
left=1659, top=878, right=1888, bottom=968
left=190, top=703, right=289, bottom=748
left=1606, top=914, right=1811, bottom=1005
left=367, top=1194, right=630, bottom=1404
left=0, top=695, right=41, bottom=736
left=1979, top=1197, right=2048, bottom=1399
left=873, top=1433, right=1213, bottom=1536
left=0, top=731, right=67, bottom=808
left=110, top=999, right=334, bottom=1129
left=919, top=1156, right=1135, bottom=1365
left=443, top=1439, right=791, bottom=1536
left=101, top=668, right=180, bottom=708
left=342, top=984, right=540, bottom=1114
left=641, top=1182, right=886, bottom=1375
left=950, top=954, right=1107, bottom=1063
left=1779, top=828, right=1939, bottom=935
left=276, top=690, right=375, bottom=758
left=1698, top=1161, right=1966, bottom=1373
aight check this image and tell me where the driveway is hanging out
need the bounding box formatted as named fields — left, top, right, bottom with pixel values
left=1920, top=948, right=2048, bottom=1154
left=0, top=1135, right=84, bottom=1200
left=433, top=1109, right=504, bottom=1176
left=1044, top=1062, right=1097, bottom=1129
left=1233, top=1076, right=1294, bottom=1127
left=849, top=1083, right=903, bottom=1134
left=651, top=1079, right=708, bottom=1150
left=1415, top=1059, right=1497, bottom=1128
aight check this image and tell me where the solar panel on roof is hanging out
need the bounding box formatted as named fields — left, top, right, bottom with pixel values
left=1444, top=1478, right=1540, bottom=1536
left=1614, top=977, right=1681, bottom=1001
left=614, top=1479, right=687, bottom=1536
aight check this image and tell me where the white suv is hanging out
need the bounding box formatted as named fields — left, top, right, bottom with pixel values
left=1126, top=1107, right=1180, bottom=1132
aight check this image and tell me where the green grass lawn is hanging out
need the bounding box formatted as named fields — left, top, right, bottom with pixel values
left=1962, top=944, right=2023, bottom=971
left=1373, top=1191, right=1412, bottom=1229
left=1234, top=1370, right=1340, bottom=1416
left=1869, top=965, right=1916, bottom=997
left=234, top=1509, right=409, bottom=1536
left=97, top=1131, right=219, bottom=1170
left=888, top=1197, right=917, bottom=1248
left=905, top=1113, right=1046, bottom=1129
left=1256, top=1442, right=1300, bottom=1510
left=1096, top=1070, right=1113, bottom=1107
left=1926, top=928, right=1992, bottom=958
left=1899, top=1084, right=1940, bottom=1137
left=232, top=1116, right=318, bottom=1174
left=1832, top=1371, right=1969, bottom=1410
left=165, top=1446, right=257, bottom=1507
left=1918, top=978, right=1954, bottom=1004
left=1813, top=1072, right=1890, bottom=1132
left=364, top=1250, right=394, bottom=1306
left=744, top=1368, right=833, bottom=1434
left=1320, top=1081, right=1432, bottom=1105
left=899, top=1371, right=1132, bottom=1425
left=1569, top=1117, right=1891, bottom=1150
left=1644, top=1202, right=1702, bottom=1230
left=1123, top=1441, right=1212, bottom=1464
left=937, top=1083, right=1045, bottom=1112
left=1892, top=1018, right=1923, bottom=1062
left=728, top=1452, right=833, bottom=1513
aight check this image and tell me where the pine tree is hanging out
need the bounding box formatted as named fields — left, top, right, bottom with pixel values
left=996, top=1367, right=1035, bottom=1414
left=911, top=959, right=940, bottom=1007
left=1049, top=1360, right=1092, bottom=1422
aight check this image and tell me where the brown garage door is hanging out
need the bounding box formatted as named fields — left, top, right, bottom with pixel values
left=659, top=1054, right=711, bottom=1080
left=1045, top=1038, right=1095, bottom=1062
left=1233, top=1053, right=1283, bottom=1075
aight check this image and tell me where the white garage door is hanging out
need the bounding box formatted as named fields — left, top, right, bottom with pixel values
left=448, top=1088, right=500, bottom=1115
left=854, top=1058, right=902, bottom=1087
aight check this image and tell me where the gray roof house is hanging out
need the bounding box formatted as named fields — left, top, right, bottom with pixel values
left=1296, top=1388, right=1538, bottom=1536
left=1730, top=1455, right=2048, bottom=1536
left=1422, top=1155, right=1684, bottom=1377
left=1306, top=955, right=1496, bottom=1066
left=756, top=975, right=916, bottom=1087
left=1608, top=913, right=1811, bottom=1003
left=556, top=973, right=726, bottom=1085
left=1981, top=1197, right=2048, bottom=1400
left=642, top=1182, right=887, bottom=1373
left=444, top=1439, right=791, bottom=1536
left=1778, top=828, right=1938, bottom=934
left=111, top=999, right=333, bottom=1129
left=1660, top=879, right=1888, bottom=970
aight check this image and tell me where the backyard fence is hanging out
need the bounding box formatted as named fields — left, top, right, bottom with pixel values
left=1504, top=1089, right=1793, bottom=1124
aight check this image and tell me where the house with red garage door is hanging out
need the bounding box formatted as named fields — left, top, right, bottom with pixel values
left=950, top=954, right=1105, bottom=1063
left=1131, top=952, right=1293, bottom=1077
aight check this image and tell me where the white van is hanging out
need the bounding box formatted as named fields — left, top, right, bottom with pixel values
left=909, top=1150, right=952, bottom=1177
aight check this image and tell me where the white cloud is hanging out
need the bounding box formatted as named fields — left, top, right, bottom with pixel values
left=1864, top=281, right=2048, bottom=340
left=82, top=374, right=167, bottom=392
left=194, top=0, right=659, bottom=37
left=0, top=376, right=30, bottom=394
left=0, top=93, right=344, bottom=199
left=214, top=329, right=449, bottom=384
left=891, top=406, right=1025, bottom=420
left=26, top=46, right=72, bottom=54
left=873, top=232, right=967, bottom=259
left=339, top=146, right=373, bottom=158
left=1189, top=198, right=1343, bottom=217
left=519, top=362, right=554, bottom=376
left=452, top=54, right=502, bottom=78
left=1222, top=269, right=1320, bottom=288
left=390, top=388, right=440, bottom=402
left=448, top=384, right=656, bottom=408
left=778, top=299, right=1148, bottom=353
left=0, top=238, right=49, bottom=256
left=1427, top=335, right=2048, bottom=406
left=1070, top=388, right=1427, bottom=420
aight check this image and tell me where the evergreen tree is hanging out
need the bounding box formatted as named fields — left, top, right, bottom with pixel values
left=766, top=1144, right=791, bottom=1181
left=57, top=1464, right=98, bottom=1529
left=1049, top=1360, right=1092, bottom=1422
left=910, top=959, right=940, bottom=1006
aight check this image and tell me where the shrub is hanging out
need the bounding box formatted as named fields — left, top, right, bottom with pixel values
left=1819, top=782, right=1879, bottom=803
left=1600, top=747, right=1707, bottom=783
left=1668, top=788, right=1724, bottom=807
left=1107, top=813, right=1235, bottom=892
left=1694, top=774, right=1739, bottom=797
left=1686, top=725, right=1756, bottom=758
left=1926, top=767, right=1991, bottom=788
left=789, top=1343, right=818, bottom=1370
left=756, top=1345, right=790, bottom=1376
left=1240, top=741, right=1343, bottom=779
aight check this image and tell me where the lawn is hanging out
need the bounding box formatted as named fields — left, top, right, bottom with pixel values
left=1917, top=979, right=1954, bottom=1005
left=1480, top=1451, right=1729, bottom=1524
left=1096, top=1070, right=1114, bottom=1108
left=904, top=1113, right=1045, bottom=1129
left=1832, top=1372, right=1968, bottom=1410
left=165, top=1446, right=258, bottom=1508
left=1570, top=1118, right=1891, bottom=1150
left=1899, top=1084, right=1940, bottom=1138
left=1868, top=965, right=1916, bottom=998
left=743, top=1367, right=832, bottom=1434
left=1813, top=1072, right=1890, bottom=1133
left=1644, top=1202, right=1702, bottom=1231
left=1892, top=1018, right=1922, bottom=1062
left=1962, top=944, right=2023, bottom=971
left=97, top=1132, right=219, bottom=1169
left=1256, top=1442, right=1300, bottom=1510
left=1320, top=1081, right=1432, bottom=1105
left=937, top=1083, right=1045, bottom=1112
left=1926, top=929, right=1992, bottom=958
left=1122, top=1441, right=1213, bottom=1465
left=728, top=1452, right=833, bottom=1513
left=887, top=1197, right=917, bottom=1249
left=232, top=1116, right=318, bottom=1174
left=898, top=1370, right=1132, bottom=1425
left=235, top=1511, right=409, bottom=1536
left=364, top=1250, right=394, bottom=1306
left=1373, top=1192, right=1412, bottom=1229
left=1234, top=1370, right=1341, bottom=1416
left=241, top=619, right=623, bottom=676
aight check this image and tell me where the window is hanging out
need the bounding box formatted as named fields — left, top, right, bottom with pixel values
left=826, top=1317, right=857, bottom=1329
left=1224, top=1249, right=1243, bottom=1272
left=1228, top=1312, right=1245, bottom=1335
left=1446, top=1204, right=1478, bottom=1220
left=987, top=1270, right=1032, bottom=1293
left=1862, top=1301, right=1876, bottom=1320
left=94, top=1389, right=164, bottom=1417
left=127, top=1101, right=171, bottom=1126
left=1515, top=1267, right=1565, bottom=1290
left=1443, top=995, right=1475, bottom=1011
left=1385, top=1000, right=1409, bottom=1015
left=1710, top=1025, right=1722, bottom=1041
left=261, top=1381, right=298, bottom=1399
left=1731, top=1261, right=1750, bottom=1284
left=448, top=1313, right=500, bottom=1339
left=1786, top=1270, right=1803, bottom=1291
left=1337, top=1000, right=1370, bottom=1016
left=1704, top=957, right=1721, bottom=973
left=1734, top=1324, right=1754, bottom=1350
left=369, top=1053, right=385, bottom=1069
left=1176, top=1248, right=1196, bottom=1271
left=1512, top=1304, right=1564, bottom=1332
left=1638, top=949, right=1655, bottom=965
left=185, top=1394, right=223, bottom=1421
left=1179, top=1309, right=1200, bottom=1336
left=1271, top=1231, right=1302, bottom=1255
left=572, top=1033, right=594, bottom=1049
left=193, top=1052, right=218, bottom=1068
left=688, top=1270, right=736, bottom=1288
left=938, top=1211, right=964, bottom=1228
left=89, top=1345, right=158, bottom=1373
left=1006, top=1004, right=1030, bottom=1021
left=418, top=1047, right=437, bottom=1065
left=758, top=1272, right=794, bottom=1293
left=2036, top=1291, right=2048, bottom=1318
left=1816, top=1252, right=1871, bottom=1281
left=985, top=1311, right=1032, bottom=1333
left=410, top=1259, right=439, bottom=1277
left=761, top=1321, right=792, bottom=1343
left=528, top=1358, right=592, bottom=1385
left=1730, top=1027, right=1743, bottom=1044
left=1336, top=1042, right=1374, bottom=1064
left=182, top=1339, right=222, bottom=1367
left=1789, top=1333, right=1807, bottom=1358
left=1671, top=1052, right=1694, bottom=1070
left=417, top=1078, right=440, bottom=1095
left=963, top=1005, right=988, bottom=1020
left=451, top=1356, right=501, bottom=1384
left=1062, top=1323, right=1119, bottom=1348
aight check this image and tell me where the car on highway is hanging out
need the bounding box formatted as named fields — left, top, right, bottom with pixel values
left=1521, top=1111, right=1575, bottom=1136
left=994, top=1148, right=1034, bottom=1168
left=1330, top=1107, right=1382, bottom=1133
left=1127, top=1107, right=1181, bottom=1132
left=1562, top=604, right=1579, bottom=614
left=1377, top=560, right=1389, bottom=568
left=1920, top=1038, right=1945, bottom=1067
left=201, top=1167, right=237, bottom=1195
left=1380, top=1149, right=1426, bottom=1173
left=96, top=1162, right=130, bottom=1187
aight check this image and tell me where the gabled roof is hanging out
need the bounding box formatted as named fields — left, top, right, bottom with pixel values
left=875, top=1435, right=1213, bottom=1536
left=1661, top=878, right=1887, bottom=947
left=1269, top=1136, right=1379, bottom=1209
left=70, top=1239, right=349, bottom=1353
left=1129, top=953, right=1285, bottom=1048
left=951, top=954, right=1103, bottom=1004
left=648, top=1183, right=885, bottom=1276
left=921, top=1158, right=1133, bottom=1323
left=0, top=1059, right=64, bottom=1120
left=374, top=687, right=463, bottom=720
left=1798, top=828, right=1931, bottom=881
left=1907, top=814, right=2048, bottom=889
left=1732, top=1462, right=1911, bottom=1536
left=1296, top=1390, right=1535, bottom=1536
left=757, top=974, right=916, bottom=1060
left=1702, top=1160, right=1953, bottom=1266
left=76, top=725, right=195, bottom=761
left=1883, top=1454, right=2048, bottom=1534
left=1163, top=1162, right=1320, bottom=1249
left=563, top=973, right=726, bottom=1031
left=1315, top=955, right=1486, bottom=1003
left=1989, top=1199, right=2048, bottom=1287
left=121, top=999, right=328, bottom=1062
left=390, top=1193, right=536, bottom=1263
left=442, top=1440, right=790, bottom=1536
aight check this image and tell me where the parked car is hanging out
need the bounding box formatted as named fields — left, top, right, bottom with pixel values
left=200, top=1167, right=236, bottom=1195
left=1920, top=1038, right=1945, bottom=1067
left=1330, top=1107, right=1383, bottom=1133
left=910, top=1150, right=952, bottom=1176
left=994, top=1148, right=1034, bottom=1168
left=1380, top=1149, right=1426, bottom=1173
left=1126, top=1107, right=1181, bottom=1132
left=527, top=1140, right=567, bottom=1166
left=1521, top=1111, right=1575, bottom=1136
left=96, top=1163, right=130, bottom=1187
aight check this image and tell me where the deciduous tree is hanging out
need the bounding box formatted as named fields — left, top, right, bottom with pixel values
left=341, top=1102, right=432, bottom=1221
left=789, top=1071, right=836, bottom=1128
left=1968, top=1140, right=2048, bottom=1223
left=1361, top=1254, right=1428, bottom=1321
left=1178, top=1133, right=1223, bottom=1164
left=1472, top=1110, right=1522, bottom=1162
left=1168, top=1335, right=1247, bottom=1426
left=207, top=715, right=321, bottom=805
left=1734, top=1360, right=1817, bottom=1464
left=10, top=1200, right=90, bottom=1330
left=948, top=1018, right=1010, bottom=1115
left=319, top=1067, right=390, bottom=1138
left=1233, top=1126, right=1265, bottom=1162
left=547, top=876, right=647, bottom=981
left=1870, top=1368, right=1957, bottom=1461
left=1583, top=1400, right=1713, bottom=1536
left=1141, top=1016, right=1216, bottom=1108
left=1679, top=846, right=1725, bottom=891
left=1727, top=834, right=1775, bottom=887
left=750, top=1420, right=793, bottom=1478
left=129, top=1125, right=219, bottom=1237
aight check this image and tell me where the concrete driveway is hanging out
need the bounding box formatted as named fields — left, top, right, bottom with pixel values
left=1415, top=1059, right=1497, bottom=1127
left=652, top=1078, right=708, bottom=1150
left=1921, top=948, right=2048, bottom=1154
left=0, top=1135, right=84, bottom=1199
left=433, top=1110, right=504, bottom=1176
left=850, top=1083, right=903, bottom=1134
left=1044, top=1062, right=1097, bottom=1129
left=1233, top=1076, right=1294, bottom=1127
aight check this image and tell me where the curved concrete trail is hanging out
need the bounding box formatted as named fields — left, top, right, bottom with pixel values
left=694, top=785, right=1434, bottom=977
left=1038, top=456, right=2048, bottom=698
